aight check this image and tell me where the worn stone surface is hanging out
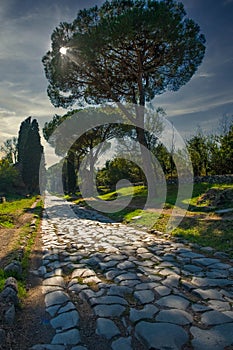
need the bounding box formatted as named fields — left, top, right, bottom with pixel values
left=96, top=318, right=120, bottom=340
left=30, top=194, right=233, bottom=350
left=135, top=321, right=189, bottom=349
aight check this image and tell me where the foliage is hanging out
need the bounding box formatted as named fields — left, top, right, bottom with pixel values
left=44, top=108, right=128, bottom=194
left=186, top=132, right=210, bottom=176
left=97, top=158, right=145, bottom=189
left=43, top=0, right=205, bottom=197
left=17, top=117, right=45, bottom=193
left=43, top=0, right=205, bottom=108
left=0, top=137, right=18, bottom=164
left=0, top=158, right=19, bottom=194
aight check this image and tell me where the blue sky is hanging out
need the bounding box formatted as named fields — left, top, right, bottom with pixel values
left=0, top=0, right=233, bottom=163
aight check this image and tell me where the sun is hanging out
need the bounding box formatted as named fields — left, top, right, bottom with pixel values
left=59, top=47, right=68, bottom=55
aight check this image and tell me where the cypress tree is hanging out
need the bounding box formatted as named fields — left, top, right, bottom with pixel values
left=17, top=117, right=45, bottom=193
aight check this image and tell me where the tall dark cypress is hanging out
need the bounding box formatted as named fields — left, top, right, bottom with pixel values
left=17, top=117, right=45, bottom=193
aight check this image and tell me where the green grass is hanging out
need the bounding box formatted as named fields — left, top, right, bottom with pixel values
left=0, top=197, right=43, bottom=300
left=0, top=196, right=38, bottom=228
left=74, top=182, right=233, bottom=256
left=0, top=268, right=27, bottom=299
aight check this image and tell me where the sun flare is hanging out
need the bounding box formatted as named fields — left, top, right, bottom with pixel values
left=59, top=47, right=67, bottom=55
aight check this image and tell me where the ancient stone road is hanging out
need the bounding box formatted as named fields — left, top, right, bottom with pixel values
left=31, top=194, right=233, bottom=350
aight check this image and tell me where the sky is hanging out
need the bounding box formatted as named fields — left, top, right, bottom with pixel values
left=0, top=0, right=233, bottom=165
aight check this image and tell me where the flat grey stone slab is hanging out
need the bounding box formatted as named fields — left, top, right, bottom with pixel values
left=134, top=290, right=155, bottom=304
left=117, top=261, right=135, bottom=269
left=191, top=323, right=233, bottom=350
left=154, top=285, right=171, bottom=296
left=129, top=304, right=158, bottom=323
left=111, top=337, right=132, bottom=350
left=43, top=277, right=65, bottom=288
left=191, top=303, right=212, bottom=312
left=52, top=329, right=81, bottom=345
left=208, top=300, right=231, bottom=311
left=115, top=273, right=139, bottom=283
left=45, top=291, right=70, bottom=308
left=201, top=310, right=233, bottom=325
left=192, top=277, right=233, bottom=287
left=156, top=295, right=190, bottom=310
left=90, top=296, right=128, bottom=306
left=71, top=347, right=88, bottom=350
left=179, top=252, right=204, bottom=259
left=192, top=288, right=223, bottom=300
left=209, top=262, right=232, bottom=270
left=162, top=275, right=180, bottom=288
left=183, top=264, right=203, bottom=273
left=194, top=258, right=220, bottom=266
left=50, top=310, right=80, bottom=331
left=135, top=321, right=188, bottom=350
left=107, top=285, right=133, bottom=297
left=58, top=302, right=76, bottom=314
left=96, top=318, right=120, bottom=340
left=93, top=304, right=126, bottom=317
left=156, top=309, right=193, bottom=325
left=206, top=270, right=229, bottom=278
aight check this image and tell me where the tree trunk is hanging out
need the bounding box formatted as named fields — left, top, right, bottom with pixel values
left=136, top=126, right=157, bottom=204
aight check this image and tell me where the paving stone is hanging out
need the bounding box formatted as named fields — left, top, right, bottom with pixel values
left=194, top=258, right=220, bottom=266
left=46, top=304, right=62, bottom=317
left=71, top=347, right=88, bottom=350
left=191, top=323, right=233, bottom=350
left=96, top=318, right=120, bottom=340
left=208, top=300, right=231, bottom=311
left=154, top=285, right=171, bottom=296
left=89, top=295, right=128, bottom=306
left=192, top=288, right=223, bottom=300
left=43, top=277, right=65, bottom=288
left=50, top=310, right=79, bottom=331
left=209, top=262, right=232, bottom=270
left=180, top=252, right=204, bottom=259
left=156, top=309, right=193, bottom=325
left=57, top=302, right=76, bottom=314
left=162, top=275, right=180, bottom=288
left=135, top=282, right=158, bottom=290
left=156, top=295, right=190, bottom=310
left=206, top=270, right=229, bottom=278
left=192, top=277, right=233, bottom=287
left=45, top=291, right=70, bottom=308
left=107, top=285, right=133, bottom=297
left=52, top=329, right=81, bottom=345
left=201, top=310, right=233, bottom=325
left=135, top=321, right=188, bottom=350
left=134, top=290, right=155, bottom=304
left=115, top=273, right=139, bottom=283
left=117, top=261, right=135, bottom=269
left=129, top=304, right=158, bottom=323
left=111, top=337, right=132, bottom=350
left=105, top=269, right=122, bottom=280
left=119, top=279, right=141, bottom=287
left=183, top=264, right=203, bottom=273
left=93, top=304, right=126, bottom=317
left=191, top=303, right=211, bottom=312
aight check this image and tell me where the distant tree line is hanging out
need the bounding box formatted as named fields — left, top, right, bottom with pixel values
left=44, top=107, right=233, bottom=194
left=0, top=117, right=45, bottom=195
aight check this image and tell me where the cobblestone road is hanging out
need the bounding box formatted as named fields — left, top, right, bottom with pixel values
left=31, top=194, right=233, bottom=350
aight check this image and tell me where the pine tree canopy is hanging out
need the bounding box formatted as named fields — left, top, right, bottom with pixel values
left=42, top=0, right=206, bottom=109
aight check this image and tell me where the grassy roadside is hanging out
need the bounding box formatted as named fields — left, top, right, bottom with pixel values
left=71, top=183, right=233, bottom=256
left=0, top=196, right=43, bottom=299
